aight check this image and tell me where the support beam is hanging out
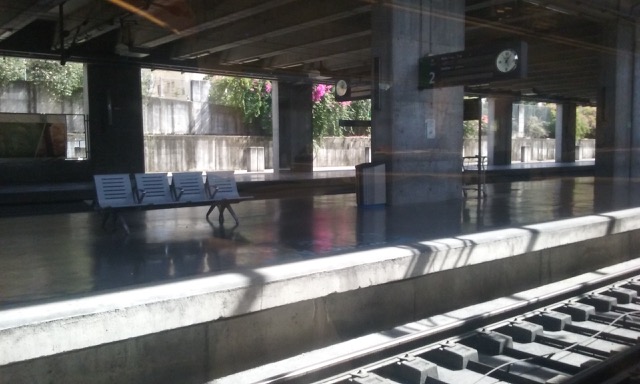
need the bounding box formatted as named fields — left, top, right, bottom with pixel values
left=487, top=97, right=514, bottom=165
left=271, top=80, right=280, bottom=174
left=133, top=0, right=299, bottom=49
left=0, top=0, right=67, bottom=41
left=171, top=1, right=370, bottom=60
left=595, top=19, right=634, bottom=180
left=278, top=81, right=313, bottom=172
left=555, top=102, right=577, bottom=163
left=221, top=13, right=370, bottom=65
left=371, top=0, right=464, bottom=205
left=86, top=64, right=145, bottom=175
left=268, top=40, right=371, bottom=69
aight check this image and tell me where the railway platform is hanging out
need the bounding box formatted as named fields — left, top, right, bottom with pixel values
left=5, top=161, right=640, bottom=384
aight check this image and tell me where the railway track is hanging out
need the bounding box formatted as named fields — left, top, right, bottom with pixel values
left=254, top=261, right=640, bottom=384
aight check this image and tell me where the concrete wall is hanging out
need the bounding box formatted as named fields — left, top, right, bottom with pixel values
left=144, top=135, right=273, bottom=172
left=0, top=82, right=90, bottom=184
left=143, top=97, right=258, bottom=136
left=0, top=81, right=84, bottom=115
left=0, top=81, right=87, bottom=160
left=145, top=136, right=595, bottom=173
left=310, top=136, right=370, bottom=167
left=143, top=135, right=372, bottom=172
left=463, top=138, right=595, bottom=162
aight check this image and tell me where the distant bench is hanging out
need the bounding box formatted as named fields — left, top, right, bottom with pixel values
left=93, top=171, right=252, bottom=234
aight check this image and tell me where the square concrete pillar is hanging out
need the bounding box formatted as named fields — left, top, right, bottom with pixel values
left=487, top=97, right=514, bottom=166
left=371, top=0, right=465, bottom=205
left=555, top=102, right=577, bottom=163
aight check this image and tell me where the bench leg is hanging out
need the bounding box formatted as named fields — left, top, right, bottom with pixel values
left=206, top=204, right=217, bottom=219
left=116, top=213, right=130, bottom=235
left=101, top=211, right=113, bottom=230
left=206, top=203, right=240, bottom=226
left=220, top=203, right=239, bottom=226
left=101, top=210, right=130, bottom=234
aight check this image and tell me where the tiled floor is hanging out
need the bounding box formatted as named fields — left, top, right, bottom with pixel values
left=1, top=170, right=637, bottom=309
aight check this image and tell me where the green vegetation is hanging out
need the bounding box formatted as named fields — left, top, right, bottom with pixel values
left=311, top=84, right=371, bottom=142
left=208, top=76, right=371, bottom=141
left=463, top=101, right=596, bottom=140
left=0, top=57, right=83, bottom=99
left=576, top=106, right=596, bottom=139
left=208, top=76, right=273, bottom=133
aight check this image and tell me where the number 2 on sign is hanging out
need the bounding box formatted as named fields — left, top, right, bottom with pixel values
left=429, top=72, right=435, bottom=85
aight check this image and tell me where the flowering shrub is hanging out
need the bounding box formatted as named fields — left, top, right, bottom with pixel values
left=312, top=83, right=371, bottom=143
left=208, top=76, right=371, bottom=140
left=312, top=84, right=329, bottom=102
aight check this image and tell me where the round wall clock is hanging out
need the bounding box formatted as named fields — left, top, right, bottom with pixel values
left=495, top=49, right=518, bottom=73
left=335, top=79, right=349, bottom=97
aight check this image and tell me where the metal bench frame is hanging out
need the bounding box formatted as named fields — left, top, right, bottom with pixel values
left=93, top=171, right=251, bottom=234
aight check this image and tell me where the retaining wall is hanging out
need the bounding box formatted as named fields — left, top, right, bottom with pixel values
left=145, top=136, right=595, bottom=172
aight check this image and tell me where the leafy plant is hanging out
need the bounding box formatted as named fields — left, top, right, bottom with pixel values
left=576, top=106, right=596, bottom=139
left=208, top=77, right=372, bottom=141
left=312, top=84, right=370, bottom=142
left=0, top=57, right=83, bottom=100
left=208, top=76, right=272, bottom=134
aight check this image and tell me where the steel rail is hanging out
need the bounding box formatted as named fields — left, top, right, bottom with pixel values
left=255, top=262, right=640, bottom=384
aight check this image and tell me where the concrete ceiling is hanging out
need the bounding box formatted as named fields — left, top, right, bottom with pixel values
left=0, top=0, right=636, bottom=104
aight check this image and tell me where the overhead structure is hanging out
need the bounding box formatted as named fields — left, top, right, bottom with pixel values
left=0, top=0, right=635, bottom=104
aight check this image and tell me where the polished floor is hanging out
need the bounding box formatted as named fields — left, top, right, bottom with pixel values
left=1, top=173, right=638, bottom=309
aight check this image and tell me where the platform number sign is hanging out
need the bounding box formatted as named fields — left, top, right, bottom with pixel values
left=419, top=56, right=440, bottom=89
left=419, top=41, right=527, bottom=90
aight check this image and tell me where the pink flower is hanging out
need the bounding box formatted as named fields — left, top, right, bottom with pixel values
left=264, top=81, right=272, bottom=94
left=312, top=84, right=329, bottom=102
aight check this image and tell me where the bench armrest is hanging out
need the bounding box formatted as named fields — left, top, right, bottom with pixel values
left=208, top=185, right=219, bottom=199
left=172, top=187, right=184, bottom=201
left=135, top=189, right=147, bottom=203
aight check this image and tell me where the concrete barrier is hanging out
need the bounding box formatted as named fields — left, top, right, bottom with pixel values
left=2, top=207, right=640, bottom=383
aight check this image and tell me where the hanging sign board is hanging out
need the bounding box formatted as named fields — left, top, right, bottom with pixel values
left=419, top=41, right=527, bottom=89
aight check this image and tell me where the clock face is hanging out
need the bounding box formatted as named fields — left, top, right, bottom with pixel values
left=335, top=80, right=348, bottom=97
left=495, top=49, right=518, bottom=73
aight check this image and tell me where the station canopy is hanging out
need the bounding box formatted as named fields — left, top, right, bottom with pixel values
left=0, top=0, right=633, bottom=105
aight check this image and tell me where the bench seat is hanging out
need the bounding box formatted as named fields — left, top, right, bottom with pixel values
left=93, top=171, right=252, bottom=234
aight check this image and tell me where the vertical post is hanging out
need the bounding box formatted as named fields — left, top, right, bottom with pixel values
left=477, top=97, right=482, bottom=198
left=271, top=80, right=279, bottom=175
left=487, top=97, right=514, bottom=165
left=555, top=102, right=576, bottom=163
left=86, top=63, right=145, bottom=174
left=371, top=0, right=464, bottom=205
left=278, top=81, right=313, bottom=172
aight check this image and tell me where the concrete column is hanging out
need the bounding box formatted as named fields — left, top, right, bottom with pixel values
left=555, top=102, right=577, bottom=163
left=371, top=0, right=464, bottom=205
left=517, top=103, right=525, bottom=138
left=85, top=64, right=145, bottom=174
left=596, top=19, right=634, bottom=180
left=271, top=80, right=280, bottom=174
left=487, top=97, right=513, bottom=165
left=632, top=22, right=640, bottom=184
left=278, top=81, right=313, bottom=172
